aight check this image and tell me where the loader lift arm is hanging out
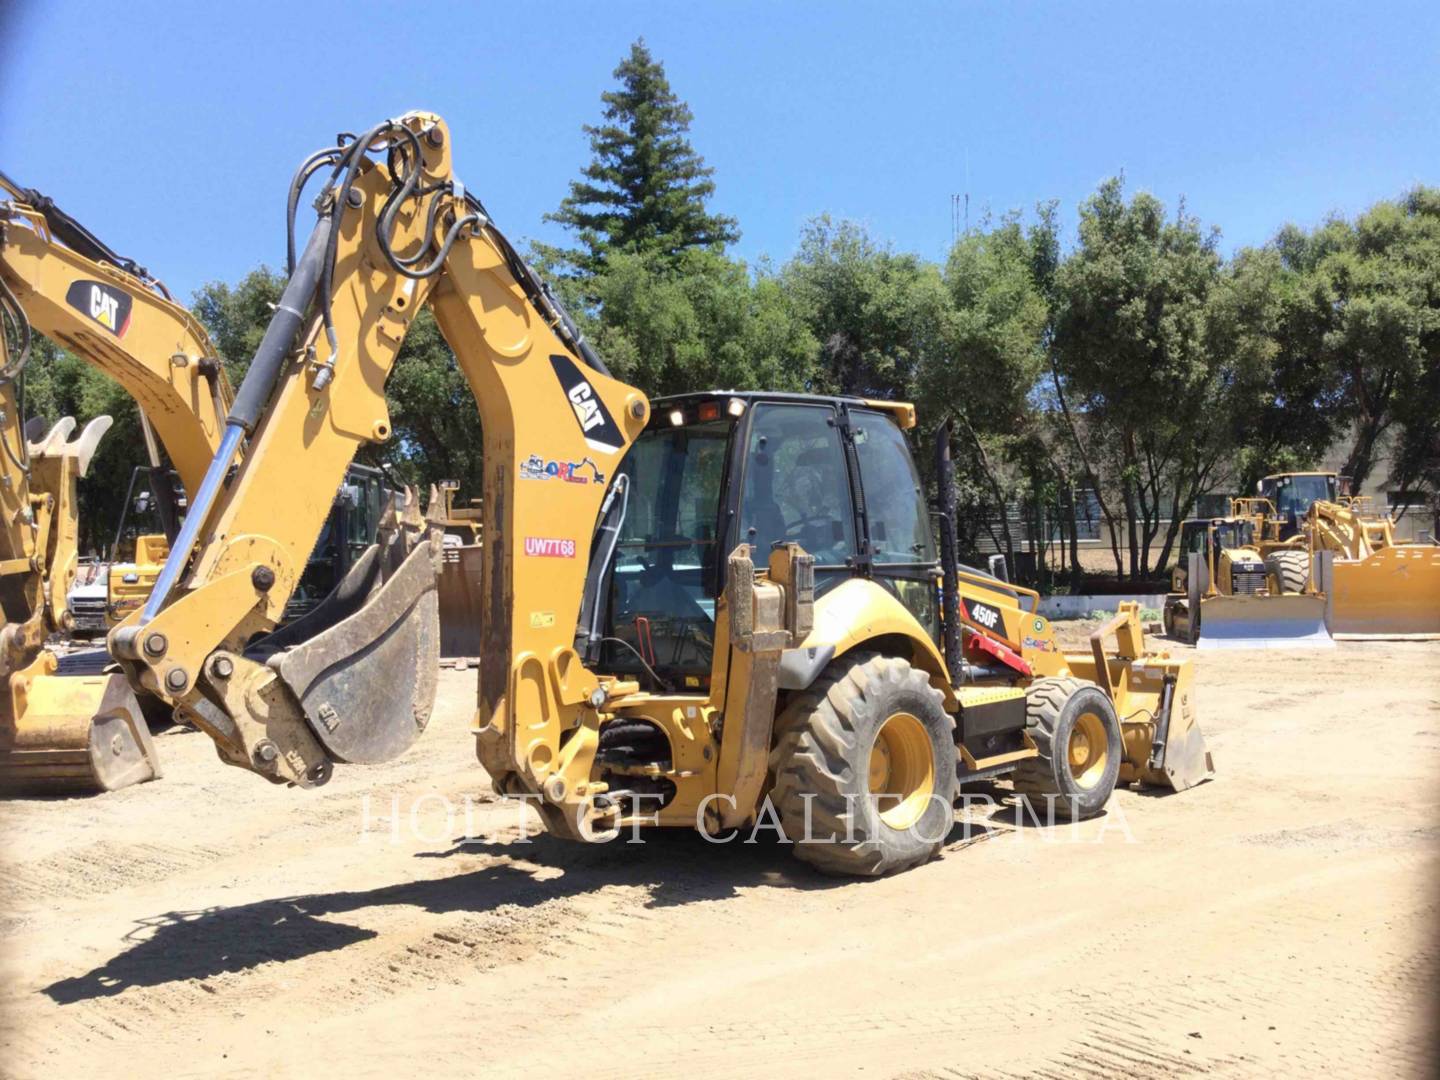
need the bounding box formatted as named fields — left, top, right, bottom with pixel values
left=110, top=115, right=648, bottom=798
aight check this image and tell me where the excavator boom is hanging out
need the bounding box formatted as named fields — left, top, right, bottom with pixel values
left=0, top=172, right=239, bottom=793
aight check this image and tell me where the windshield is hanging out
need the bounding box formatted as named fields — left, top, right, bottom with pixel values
left=602, top=419, right=730, bottom=682
left=1263, top=474, right=1335, bottom=516
left=1214, top=521, right=1254, bottom=551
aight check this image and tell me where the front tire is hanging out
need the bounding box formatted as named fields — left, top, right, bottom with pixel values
left=1011, top=677, right=1121, bottom=820
left=1266, top=549, right=1310, bottom=595
left=770, top=653, right=956, bottom=877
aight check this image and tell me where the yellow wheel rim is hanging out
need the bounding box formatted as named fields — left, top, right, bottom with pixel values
left=867, top=711, right=935, bottom=829
left=1068, top=711, right=1110, bottom=790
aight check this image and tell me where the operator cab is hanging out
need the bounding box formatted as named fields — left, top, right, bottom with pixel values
left=1180, top=517, right=1256, bottom=561
left=599, top=392, right=937, bottom=688
left=1257, top=472, right=1338, bottom=538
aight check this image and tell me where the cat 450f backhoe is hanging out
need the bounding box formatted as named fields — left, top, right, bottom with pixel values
left=111, top=113, right=1212, bottom=876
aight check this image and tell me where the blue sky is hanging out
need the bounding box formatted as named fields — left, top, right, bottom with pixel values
left=3, top=1, right=1437, bottom=300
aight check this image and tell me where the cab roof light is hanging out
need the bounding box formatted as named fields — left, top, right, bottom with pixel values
left=726, top=397, right=746, bottom=418
left=668, top=408, right=686, bottom=426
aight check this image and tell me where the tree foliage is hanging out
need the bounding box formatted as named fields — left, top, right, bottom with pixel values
left=545, top=39, right=738, bottom=276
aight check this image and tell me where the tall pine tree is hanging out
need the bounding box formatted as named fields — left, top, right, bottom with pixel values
left=546, top=40, right=738, bottom=276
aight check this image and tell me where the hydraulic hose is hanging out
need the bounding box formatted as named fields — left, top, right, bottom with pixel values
left=140, top=213, right=333, bottom=622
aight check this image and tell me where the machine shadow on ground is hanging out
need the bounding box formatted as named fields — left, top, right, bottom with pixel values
left=40, top=819, right=985, bottom=1005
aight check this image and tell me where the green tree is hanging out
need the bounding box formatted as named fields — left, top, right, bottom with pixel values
left=931, top=210, right=1057, bottom=575
left=1269, top=186, right=1440, bottom=490
left=782, top=216, right=950, bottom=401
left=192, top=266, right=286, bottom=382
left=582, top=247, right=816, bottom=397
left=1051, top=178, right=1232, bottom=581
left=545, top=39, right=738, bottom=276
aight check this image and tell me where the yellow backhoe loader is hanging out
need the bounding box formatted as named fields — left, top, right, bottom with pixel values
left=1234, top=471, right=1440, bottom=639
left=108, top=113, right=1211, bottom=876
left=1162, top=516, right=1331, bottom=649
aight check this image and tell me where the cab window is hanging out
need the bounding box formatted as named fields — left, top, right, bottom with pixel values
left=604, top=419, right=729, bottom=678
left=850, top=410, right=935, bottom=565
left=737, top=403, right=856, bottom=567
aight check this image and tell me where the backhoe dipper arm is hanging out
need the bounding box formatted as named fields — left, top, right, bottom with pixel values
left=0, top=174, right=233, bottom=498
left=109, top=114, right=649, bottom=796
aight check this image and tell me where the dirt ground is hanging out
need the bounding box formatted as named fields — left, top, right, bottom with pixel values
left=2, top=630, right=1437, bottom=1079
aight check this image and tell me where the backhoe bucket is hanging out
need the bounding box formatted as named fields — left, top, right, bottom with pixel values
left=1196, top=594, right=1333, bottom=650
left=0, top=653, right=159, bottom=795
left=262, top=490, right=443, bottom=766
left=1328, top=547, right=1440, bottom=639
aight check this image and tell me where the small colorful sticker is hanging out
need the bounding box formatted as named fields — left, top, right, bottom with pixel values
left=524, top=537, right=577, bottom=558
left=519, top=453, right=606, bottom=485
left=1033, top=617, right=1045, bottom=633
left=529, top=611, right=556, bottom=629
left=1022, top=635, right=1053, bottom=652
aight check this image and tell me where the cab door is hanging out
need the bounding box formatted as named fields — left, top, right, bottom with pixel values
left=844, top=408, right=940, bottom=640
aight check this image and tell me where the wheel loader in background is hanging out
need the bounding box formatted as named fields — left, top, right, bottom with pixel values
left=1162, top=516, right=1331, bottom=649
left=1234, top=471, right=1440, bottom=639
left=0, top=173, right=406, bottom=794
left=107, top=112, right=1212, bottom=877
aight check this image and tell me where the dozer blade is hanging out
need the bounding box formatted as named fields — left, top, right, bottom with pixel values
left=1196, top=594, right=1333, bottom=650
left=0, top=655, right=160, bottom=795
left=1329, top=546, right=1440, bottom=639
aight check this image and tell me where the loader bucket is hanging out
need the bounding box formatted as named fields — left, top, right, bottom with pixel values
left=1195, top=594, right=1333, bottom=650
left=1328, top=546, right=1440, bottom=639
left=0, top=652, right=159, bottom=795
left=1066, top=604, right=1214, bottom=793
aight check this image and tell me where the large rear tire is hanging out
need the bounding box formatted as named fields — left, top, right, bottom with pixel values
left=1011, top=676, right=1121, bottom=821
left=1265, top=549, right=1310, bottom=595
left=770, top=653, right=956, bottom=877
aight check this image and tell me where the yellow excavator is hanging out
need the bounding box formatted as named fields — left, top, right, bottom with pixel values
left=0, top=172, right=237, bottom=792
left=1234, top=471, right=1440, bottom=639
left=107, top=113, right=1211, bottom=876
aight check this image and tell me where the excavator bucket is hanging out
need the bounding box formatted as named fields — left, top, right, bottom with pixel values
left=1195, top=594, right=1333, bottom=650
left=1328, top=547, right=1440, bottom=638
left=0, top=652, right=159, bottom=795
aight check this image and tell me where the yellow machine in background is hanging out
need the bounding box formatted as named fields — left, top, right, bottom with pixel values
left=0, top=171, right=236, bottom=792
left=1305, top=498, right=1440, bottom=637
left=1162, top=516, right=1331, bottom=649
left=109, top=113, right=1211, bottom=877
left=1234, top=471, right=1440, bottom=639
